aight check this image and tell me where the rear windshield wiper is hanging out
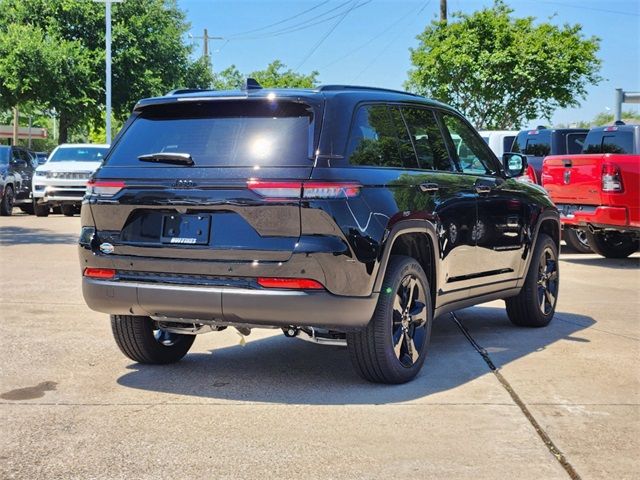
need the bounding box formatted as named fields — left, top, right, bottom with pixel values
left=138, top=152, right=194, bottom=166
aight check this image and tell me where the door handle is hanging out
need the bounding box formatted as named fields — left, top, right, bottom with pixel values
left=419, top=183, right=439, bottom=193
left=562, top=158, right=572, bottom=167
left=475, top=184, right=493, bottom=194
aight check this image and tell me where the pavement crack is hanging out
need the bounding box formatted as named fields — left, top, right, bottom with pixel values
left=451, top=312, right=582, bottom=480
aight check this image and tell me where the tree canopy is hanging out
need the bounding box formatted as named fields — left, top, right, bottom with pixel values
left=0, top=0, right=213, bottom=142
left=405, top=1, right=602, bottom=129
left=213, top=60, right=319, bottom=90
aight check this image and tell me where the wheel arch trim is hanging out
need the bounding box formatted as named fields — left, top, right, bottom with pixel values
left=373, top=219, right=440, bottom=294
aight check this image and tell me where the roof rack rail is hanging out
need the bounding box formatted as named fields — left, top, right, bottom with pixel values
left=317, top=85, right=419, bottom=97
left=165, top=88, right=214, bottom=96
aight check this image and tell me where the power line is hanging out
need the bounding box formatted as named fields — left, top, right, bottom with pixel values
left=321, top=0, right=432, bottom=70
left=230, top=1, right=355, bottom=40
left=352, top=0, right=432, bottom=82
left=226, top=1, right=330, bottom=38
left=536, top=0, right=640, bottom=17
left=295, top=0, right=370, bottom=70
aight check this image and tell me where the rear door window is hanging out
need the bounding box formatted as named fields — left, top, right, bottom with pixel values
left=346, top=104, right=417, bottom=168
left=107, top=101, right=314, bottom=167
left=400, top=107, right=452, bottom=171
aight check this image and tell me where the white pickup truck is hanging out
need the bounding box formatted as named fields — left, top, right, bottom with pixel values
left=33, top=143, right=109, bottom=216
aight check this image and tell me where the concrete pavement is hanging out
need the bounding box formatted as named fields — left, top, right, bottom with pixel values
left=1, top=213, right=638, bottom=479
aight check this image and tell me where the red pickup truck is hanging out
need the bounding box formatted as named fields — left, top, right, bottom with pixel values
left=542, top=123, right=639, bottom=258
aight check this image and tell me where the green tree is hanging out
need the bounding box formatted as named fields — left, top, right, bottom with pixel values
left=405, top=1, right=602, bottom=129
left=212, top=60, right=319, bottom=90
left=0, top=0, right=212, bottom=142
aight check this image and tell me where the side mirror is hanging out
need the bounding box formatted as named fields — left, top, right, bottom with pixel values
left=502, top=152, right=527, bottom=178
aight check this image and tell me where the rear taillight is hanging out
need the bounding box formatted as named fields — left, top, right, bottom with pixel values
left=602, top=164, right=623, bottom=192
left=257, top=277, right=324, bottom=290
left=83, top=268, right=116, bottom=279
left=247, top=180, right=360, bottom=199
left=516, top=165, right=537, bottom=185
left=86, top=179, right=125, bottom=197
left=246, top=181, right=302, bottom=198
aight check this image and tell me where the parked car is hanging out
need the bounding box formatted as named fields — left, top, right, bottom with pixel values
left=80, top=83, right=560, bottom=384
left=542, top=123, right=639, bottom=258
left=0, top=145, right=37, bottom=215
left=479, top=130, right=518, bottom=158
left=511, top=127, right=588, bottom=184
left=33, top=143, right=109, bottom=216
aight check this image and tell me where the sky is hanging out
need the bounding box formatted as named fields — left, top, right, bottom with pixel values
left=177, top=0, right=640, bottom=128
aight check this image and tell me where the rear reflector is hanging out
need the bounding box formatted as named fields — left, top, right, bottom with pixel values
left=86, top=179, right=125, bottom=197
left=84, top=268, right=116, bottom=279
left=257, top=277, right=324, bottom=290
left=247, top=180, right=360, bottom=199
left=602, top=164, right=623, bottom=192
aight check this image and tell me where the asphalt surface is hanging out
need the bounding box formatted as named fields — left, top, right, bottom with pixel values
left=1, top=213, right=638, bottom=480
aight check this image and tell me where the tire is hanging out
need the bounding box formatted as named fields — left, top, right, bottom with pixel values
left=19, top=204, right=35, bottom=215
left=61, top=204, right=76, bottom=217
left=0, top=185, right=14, bottom=216
left=563, top=228, right=591, bottom=253
left=347, top=255, right=433, bottom=384
left=33, top=200, right=49, bottom=217
left=110, top=315, right=195, bottom=364
left=586, top=230, right=639, bottom=259
left=506, top=233, right=559, bottom=327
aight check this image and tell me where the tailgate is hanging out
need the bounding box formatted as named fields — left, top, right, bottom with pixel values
left=86, top=98, right=318, bottom=264
left=542, top=154, right=603, bottom=205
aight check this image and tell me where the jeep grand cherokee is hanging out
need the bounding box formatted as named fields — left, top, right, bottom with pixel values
left=79, top=82, right=560, bottom=384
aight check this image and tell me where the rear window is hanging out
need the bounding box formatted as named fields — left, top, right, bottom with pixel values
left=566, top=133, right=586, bottom=154
left=49, top=146, right=109, bottom=162
left=512, top=131, right=551, bottom=156
left=107, top=101, right=314, bottom=167
left=583, top=130, right=635, bottom=154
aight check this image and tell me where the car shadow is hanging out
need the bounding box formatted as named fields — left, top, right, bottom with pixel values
left=561, top=255, right=639, bottom=270
left=117, top=306, right=594, bottom=405
left=0, top=226, right=78, bottom=245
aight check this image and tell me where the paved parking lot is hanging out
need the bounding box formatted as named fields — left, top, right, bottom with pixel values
left=1, top=213, right=638, bottom=480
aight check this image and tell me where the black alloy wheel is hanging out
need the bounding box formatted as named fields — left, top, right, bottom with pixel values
left=536, top=246, right=559, bottom=316
left=392, top=274, right=429, bottom=368
left=563, top=228, right=591, bottom=253
left=0, top=185, right=14, bottom=216
left=347, top=255, right=433, bottom=384
left=506, top=233, right=559, bottom=327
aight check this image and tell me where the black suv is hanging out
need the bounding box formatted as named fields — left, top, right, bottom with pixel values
left=80, top=83, right=560, bottom=384
left=0, top=145, right=37, bottom=215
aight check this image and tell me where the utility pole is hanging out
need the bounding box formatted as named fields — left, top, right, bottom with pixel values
left=94, top=0, right=122, bottom=145
left=12, top=107, right=18, bottom=146
left=190, top=29, right=223, bottom=72
left=440, top=0, right=447, bottom=22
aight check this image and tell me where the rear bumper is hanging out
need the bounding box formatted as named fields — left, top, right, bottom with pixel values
left=559, top=204, right=639, bottom=231
left=82, top=278, right=378, bottom=330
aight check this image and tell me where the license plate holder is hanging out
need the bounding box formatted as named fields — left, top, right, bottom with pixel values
left=161, top=214, right=210, bottom=245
